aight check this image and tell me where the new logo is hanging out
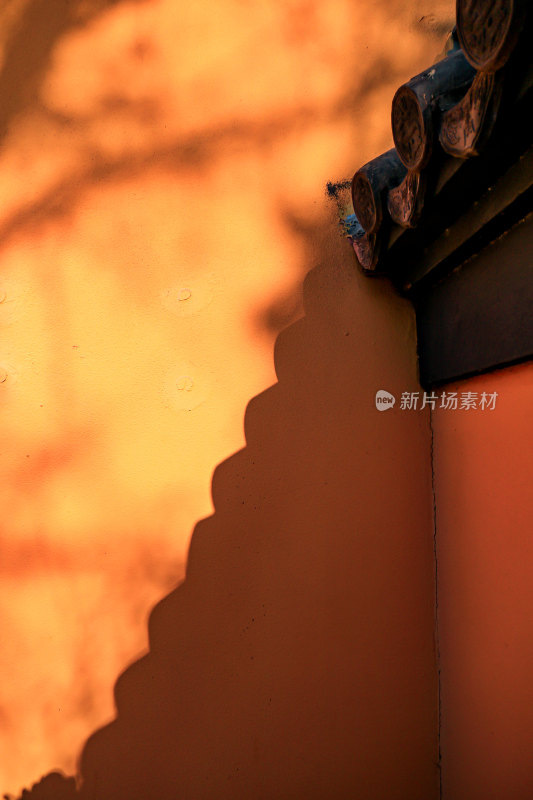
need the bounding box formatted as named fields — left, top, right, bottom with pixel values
left=375, top=390, right=396, bottom=411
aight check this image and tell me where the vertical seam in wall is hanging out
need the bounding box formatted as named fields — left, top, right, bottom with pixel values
left=429, top=407, right=442, bottom=799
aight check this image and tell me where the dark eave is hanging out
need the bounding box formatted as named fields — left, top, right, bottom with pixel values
left=344, top=0, right=533, bottom=388
left=348, top=0, right=532, bottom=292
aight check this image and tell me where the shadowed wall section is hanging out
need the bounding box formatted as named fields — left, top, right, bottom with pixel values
left=434, top=362, right=533, bottom=800
left=79, top=216, right=438, bottom=799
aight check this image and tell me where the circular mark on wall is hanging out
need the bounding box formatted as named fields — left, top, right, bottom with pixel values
left=161, top=272, right=216, bottom=317
left=162, top=360, right=212, bottom=411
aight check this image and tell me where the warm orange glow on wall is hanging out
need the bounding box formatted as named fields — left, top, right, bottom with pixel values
left=434, top=362, right=533, bottom=800
left=0, top=0, right=453, bottom=795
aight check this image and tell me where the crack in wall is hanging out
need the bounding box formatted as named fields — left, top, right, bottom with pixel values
left=429, top=407, right=442, bottom=799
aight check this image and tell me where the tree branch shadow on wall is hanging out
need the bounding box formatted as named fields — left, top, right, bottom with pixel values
left=5, top=199, right=439, bottom=799
left=56, top=207, right=436, bottom=800
left=0, top=1, right=448, bottom=792
left=0, top=0, right=152, bottom=142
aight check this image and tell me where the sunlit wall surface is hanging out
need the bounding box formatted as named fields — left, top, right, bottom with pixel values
left=0, top=0, right=453, bottom=794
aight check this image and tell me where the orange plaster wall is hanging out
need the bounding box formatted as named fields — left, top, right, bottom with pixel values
left=433, top=362, right=533, bottom=800
left=0, top=0, right=454, bottom=795
left=77, top=230, right=440, bottom=799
